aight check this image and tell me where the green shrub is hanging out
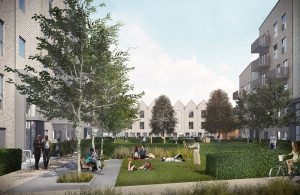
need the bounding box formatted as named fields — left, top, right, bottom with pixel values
left=0, top=148, right=22, bottom=176
left=66, top=187, right=122, bottom=195
left=57, top=172, right=93, bottom=183
left=112, top=147, right=132, bottom=159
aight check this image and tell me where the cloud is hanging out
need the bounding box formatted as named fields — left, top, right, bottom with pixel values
left=118, top=23, right=236, bottom=106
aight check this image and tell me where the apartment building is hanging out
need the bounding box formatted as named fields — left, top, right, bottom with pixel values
left=0, top=0, right=81, bottom=150
left=236, top=0, right=300, bottom=141
left=119, top=100, right=209, bottom=138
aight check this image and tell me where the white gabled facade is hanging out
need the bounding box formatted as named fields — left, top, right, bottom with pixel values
left=118, top=100, right=209, bottom=138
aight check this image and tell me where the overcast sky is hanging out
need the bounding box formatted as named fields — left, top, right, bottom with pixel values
left=94, top=0, right=278, bottom=105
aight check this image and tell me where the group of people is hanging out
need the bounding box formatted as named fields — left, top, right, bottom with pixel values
left=33, top=135, right=53, bottom=170
left=128, top=138, right=201, bottom=171
left=84, top=148, right=103, bottom=172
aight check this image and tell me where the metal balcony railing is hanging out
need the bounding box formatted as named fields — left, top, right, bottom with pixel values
left=267, top=67, right=289, bottom=79
left=251, top=35, right=269, bottom=53
left=250, top=77, right=262, bottom=90
left=250, top=57, right=269, bottom=72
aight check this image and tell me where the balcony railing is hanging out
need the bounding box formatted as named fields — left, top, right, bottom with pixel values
left=250, top=57, right=269, bottom=72
left=251, top=35, right=269, bottom=53
left=267, top=67, right=289, bottom=79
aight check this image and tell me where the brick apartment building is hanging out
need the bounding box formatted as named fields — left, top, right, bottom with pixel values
left=0, top=0, right=85, bottom=150
left=235, top=0, right=300, bottom=141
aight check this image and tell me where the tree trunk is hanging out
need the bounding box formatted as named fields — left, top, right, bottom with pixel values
left=92, top=134, right=95, bottom=150
left=100, top=136, right=104, bottom=157
left=150, top=135, right=153, bottom=144
left=76, top=125, right=82, bottom=173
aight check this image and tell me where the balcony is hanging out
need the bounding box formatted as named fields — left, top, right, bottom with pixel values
left=251, top=35, right=269, bottom=53
left=267, top=67, right=289, bottom=79
left=250, top=57, right=269, bottom=72
left=250, top=77, right=262, bottom=90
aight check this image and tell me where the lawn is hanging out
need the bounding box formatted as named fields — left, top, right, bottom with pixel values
left=115, top=155, right=213, bottom=186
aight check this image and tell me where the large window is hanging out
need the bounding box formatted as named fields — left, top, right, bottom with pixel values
left=201, top=110, right=206, bottom=117
left=283, top=60, right=288, bottom=68
left=0, top=74, right=3, bottom=109
left=139, top=110, right=144, bottom=118
left=189, top=122, right=194, bottom=129
left=273, top=22, right=278, bottom=37
left=0, top=20, right=3, bottom=56
left=282, top=13, right=286, bottom=31
left=19, top=36, right=25, bottom=58
left=19, top=0, right=25, bottom=12
left=140, top=122, right=144, bottom=129
left=188, top=111, right=194, bottom=118
left=282, top=37, right=286, bottom=54
left=175, top=110, right=181, bottom=118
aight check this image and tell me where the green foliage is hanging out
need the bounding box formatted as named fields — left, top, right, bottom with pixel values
left=0, top=149, right=22, bottom=176
left=150, top=95, right=177, bottom=135
left=57, top=172, right=93, bottom=183
left=204, top=89, right=235, bottom=136
left=205, top=146, right=289, bottom=179
left=51, top=140, right=76, bottom=156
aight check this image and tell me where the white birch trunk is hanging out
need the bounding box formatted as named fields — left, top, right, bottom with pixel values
left=76, top=125, right=82, bottom=173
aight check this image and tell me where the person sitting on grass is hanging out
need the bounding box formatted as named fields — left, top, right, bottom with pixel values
left=286, top=142, right=300, bottom=178
left=133, top=146, right=140, bottom=159
left=160, top=153, right=185, bottom=162
left=139, top=145, right=147, bottom=159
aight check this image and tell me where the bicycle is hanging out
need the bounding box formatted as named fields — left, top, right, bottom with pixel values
left=269, top=154, right=288, bottom=178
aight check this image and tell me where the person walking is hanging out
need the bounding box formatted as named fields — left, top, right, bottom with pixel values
left=33, top=135, right=43, bottom=170
left=188, top=138, right=201, bottom=171
left=42, top=135, right=51, bottom=169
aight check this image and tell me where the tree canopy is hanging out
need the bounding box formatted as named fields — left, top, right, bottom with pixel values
left=150, top=95, right=177, bottom=136
left=5, top=0, right=142, bottom=172
left=204, top=89, right=235, bottom=136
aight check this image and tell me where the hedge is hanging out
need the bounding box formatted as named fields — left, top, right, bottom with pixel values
left=205, top=148, right=289, bottom=179
left=0, top=148, right=22, bottom=176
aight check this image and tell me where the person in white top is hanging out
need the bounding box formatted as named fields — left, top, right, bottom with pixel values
left=42, top=135, right=51, bottom=169
left=286, top=142, right=300, bottom=178
left=188, top=138, right=201, bottom=171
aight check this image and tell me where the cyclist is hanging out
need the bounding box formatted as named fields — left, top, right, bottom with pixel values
left=286, top=142, right=300, bottom=178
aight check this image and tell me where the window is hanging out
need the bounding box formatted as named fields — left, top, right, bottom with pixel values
left=137, top=132, right=141, bottom=137
left=296, top=126, right=300, bottom=141
left=0, top=74, right=3, bottom=109
left=282, top=13, right=286, bottom=31
left=140, top=122, right=144, bottom=129
left=273, top=22, right=278, bottom=37
left=282, top=37, right=286, bottom=54
left=130, top=132, right=135, bottom=137
left=201, top=122, right=206, bottom=129
left=185, top=132, right=190, bottom=137
left=283, top=60, right=288, bottom=68
left=261, top=35, right=266, bottom=45
left=143, top=133, right=147, bottom=137
left=189, top=122, right=194, bottom=129
left=128, top=124, right=132, bottom=129
left=191, top=132, right=197, bottom=137
left=19, top=0, right=25, bottom=12
left=48, top=0, right=53, bottom=15
left=277, top=131, right=281, bottom=140
left=0, top=20, right=3, bottom=56
left=176, top=122, right=181, bottom=129
left=139, top=110, right=144, bottom=118
left=273, top=44, right=278, bottom=59
left=198, top=132, right=202, bottom=137
left=284, top=83, right=288, bottom=91
left=188, top=111, right=194, bottom=118
left=201, top=110, right=206, bottom=117
left=175, top=110, right=181, bottom=118
left=19, top=36, right=25, bottom=58
left=277, top=64, right=281, bottom=74
left=261, top=54, right=267, bottom=65
left=262, top=74, right=266, bottom=85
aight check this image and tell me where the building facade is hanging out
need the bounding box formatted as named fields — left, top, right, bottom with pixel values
left=119, top=100, right=209, bottom=138
left=236, top=0, right=300, bottom=141
left=0, top=0, right=80, bottom=150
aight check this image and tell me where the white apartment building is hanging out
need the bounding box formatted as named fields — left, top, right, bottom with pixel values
left=119, top=100, right=208, bottom=138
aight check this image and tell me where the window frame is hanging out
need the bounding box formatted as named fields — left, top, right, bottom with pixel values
left=273, top=22, right=278, bottom=37
left=139, top=122, right=144, bottom=129
left=282, top=13, right=286, bottom=31
left=19, top=0, right=25, bottom=12
left=188, top=111, right=194, bottom=118
left=188, top=122, right=194, bottom=129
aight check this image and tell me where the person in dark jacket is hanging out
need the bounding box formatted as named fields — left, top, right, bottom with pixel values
left=33, top=135, right=43, bottom=170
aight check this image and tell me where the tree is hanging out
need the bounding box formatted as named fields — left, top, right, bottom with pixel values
left=150, top=95, right=177, bottom=143
left=236, top=78, right=296, bottom=141
left=204, top=89, right=235, bottom=138
left=5, top=0, right=142, bottom=172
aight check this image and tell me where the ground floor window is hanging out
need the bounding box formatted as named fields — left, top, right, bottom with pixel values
left=130, top=132, right=135, bottom=137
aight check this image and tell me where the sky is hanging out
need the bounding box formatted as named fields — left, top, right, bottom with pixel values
left=93, top=0, right=278, bottom=105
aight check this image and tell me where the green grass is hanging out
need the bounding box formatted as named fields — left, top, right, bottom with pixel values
left=115, top=156, right=213, bottom=186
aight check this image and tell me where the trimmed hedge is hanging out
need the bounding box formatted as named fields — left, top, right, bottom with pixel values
left=205, top=148, right=288, bottom=179
left=0, top=148, right=22, bottom=176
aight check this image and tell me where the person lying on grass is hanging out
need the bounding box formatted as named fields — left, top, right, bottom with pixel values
left=128, top=159, right=153, bottom=171
left=160, top=153, right=185, bottom=162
